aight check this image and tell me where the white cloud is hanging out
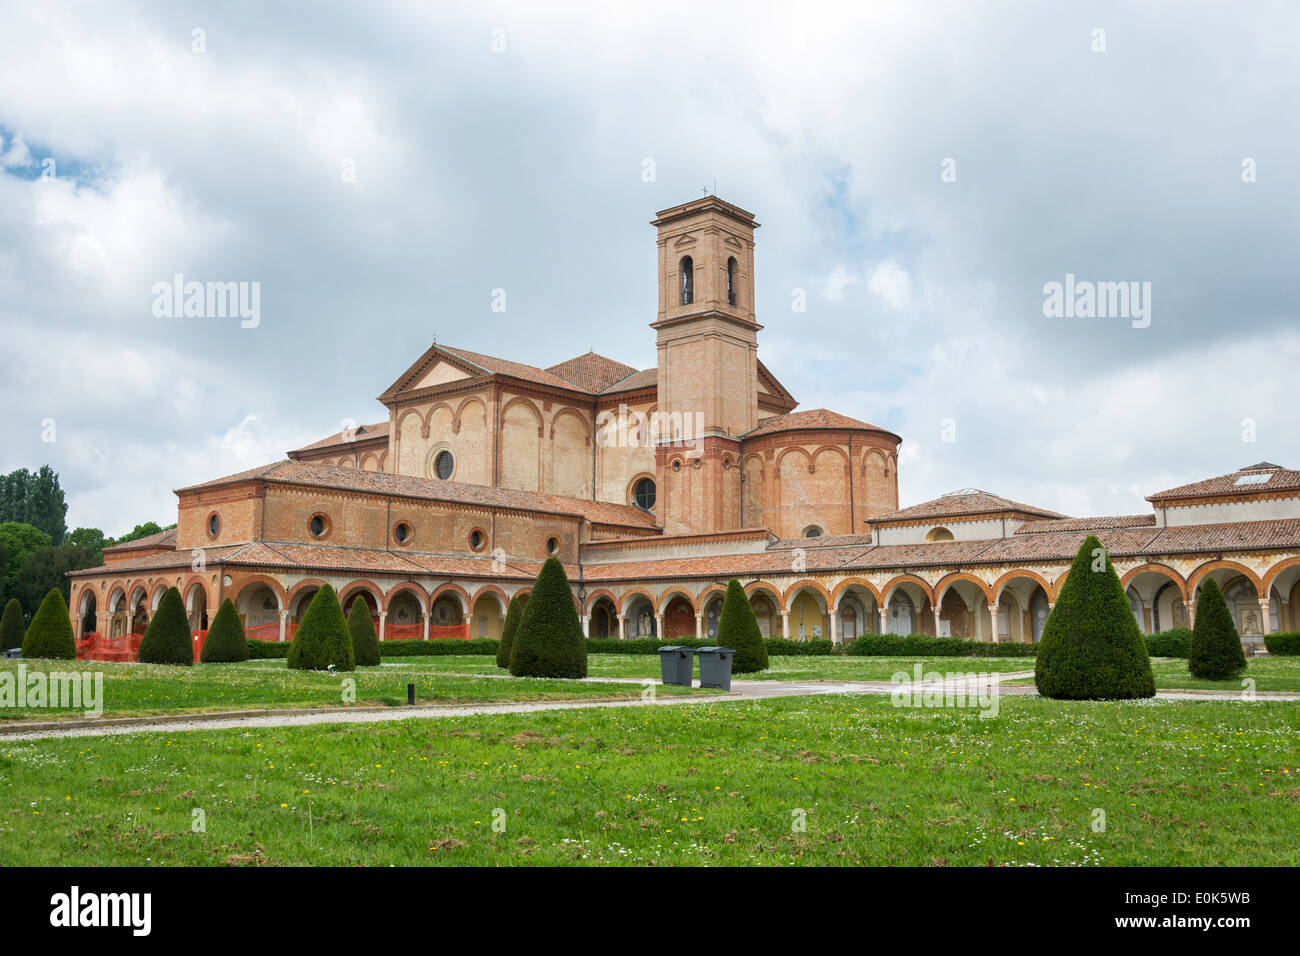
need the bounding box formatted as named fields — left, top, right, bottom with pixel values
left=866, top=260, right=912, bottom=311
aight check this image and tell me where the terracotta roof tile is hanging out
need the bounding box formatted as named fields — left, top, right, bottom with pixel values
left=1015, top=514, right=1156, bottom=534
left=102, top=528, right=177, bottom=552
left=546, top=352, right=641, bottom=393
left=289, top=421, right=389, bottom=455
left=1147, top=463, right=1300, bottom=502
left=599, top=367, right=658, bottom=394
left=873, top=489, right=1066, bottom=524
left=744, top=408, right=899, bottom=440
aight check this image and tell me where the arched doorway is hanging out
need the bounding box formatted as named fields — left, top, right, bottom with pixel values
left=185, top=582, right=209, bottom=632
left=470, top=592, right=504, bottom=640
left=589, top=596, right=617, bottom=638
left=662, top=594, right=695, bottom=640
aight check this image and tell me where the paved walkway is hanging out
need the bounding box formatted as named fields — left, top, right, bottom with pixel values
left=0, top=670, right=1293, bottom=742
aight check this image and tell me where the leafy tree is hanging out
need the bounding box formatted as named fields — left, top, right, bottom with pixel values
left=66, top=527, right=109, bottom=562
left=496, top=594, right=524, bottom=668
left=20, top=588, right=76, bottom=660
left=200, top=598, right=249, bottom=663
left=14, top=545, right=96, bottom=616
left=0, top=467, right=68, bottom=545
left=1188, top=578, right=1247, bottom=680
left=288, top=584, right=354, bottom=671
left=509, top=558, right=587, bottom=679
left=0, top=598, right=25, bottom=652
left=136, top=587, right=195, bottom=666
left=1035, top=536, right=1155, bottom=699
left=112, top=521, right=170, bottom=545
left=0, top=523, right=52, bottom=598
left=347, top=599, right=381, bottom=667
left=717, top=578, right=769, bottom=673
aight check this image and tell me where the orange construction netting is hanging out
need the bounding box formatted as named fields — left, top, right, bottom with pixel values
left=76, top=632, right=142, bottom=662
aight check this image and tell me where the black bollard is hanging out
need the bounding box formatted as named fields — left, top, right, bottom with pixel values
left=407, top=682, right=415, bottom=706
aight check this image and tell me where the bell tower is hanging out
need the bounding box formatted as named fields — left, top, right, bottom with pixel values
left=650, top=196, right=761, bottom=534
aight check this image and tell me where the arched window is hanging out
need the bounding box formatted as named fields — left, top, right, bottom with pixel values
left=727, top=257, right=738, bottom=306
left=680, top=256, right=694, bottom=305
left=926, top=527, right=954, bottom=542
left=802, top=526, right=823, bottom=538
left=633, top=477, right=656, bottom=511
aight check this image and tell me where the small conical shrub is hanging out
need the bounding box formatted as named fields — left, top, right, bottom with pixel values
left=0, top=598, right=25, bottom=652
left=137, top=587, right=194, bottom=665
left=348, top=599, right=381, bottom=667
left=20, top=588, right=75, bottom=660
left=1189, top=578, right=1247, bottom=680
left=496, top=594, right=524, bottom=668
left=200, top=598, right=249, bottom=663
left=509, top=558, right=586, bottom=678
left=717, top=578, right=768, bottom=674
left=288, top=584, right=355, bottom=671
left=1035, top=536, right=1155, bottom=699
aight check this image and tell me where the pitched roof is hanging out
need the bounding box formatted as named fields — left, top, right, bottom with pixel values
left=743, top=408, right=900, bottom=441
left=1015, top=514, right=1156, bottom=535
left=872, top=489, right=1066, bottom=525
left=1147, top=463, right=1300, bottom=503
left=599, top=367, right=659, bottom=394
left=436, top=345, right=579, bottom=391
left=546, top=352, right=640, bottom=393
left=176, top=460, right=659, bottom=530
left=289, top=421, right=390, bottom=455
left=102, top=528, right=177, bottom=553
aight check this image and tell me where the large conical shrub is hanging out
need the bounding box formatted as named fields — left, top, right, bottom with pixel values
left=20, top=588, right=75, bottom=660
left=0, top=598, right=25, bottom=652
left=509, top=558, right=586, bottom=678
left=496, top=594, right=524, bottom=668
left=1188, top=578, right=1247, bottom=680
left=137, top=587, right=194, bottom=665
left=200, top=598, right=249, bottom=663
left=717, top=578, right=768, bottom=674
left=288, top=584, right=354, bottom=671
left=1034, top=536, right=1155, bottom=699
left=347, top=599, right=381, bottom=667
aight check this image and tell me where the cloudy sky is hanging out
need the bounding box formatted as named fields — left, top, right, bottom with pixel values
left=1, top=1, right=1296, bottom=536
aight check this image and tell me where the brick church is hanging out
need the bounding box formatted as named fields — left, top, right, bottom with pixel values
left=71, top=196, right=1300, bottom=651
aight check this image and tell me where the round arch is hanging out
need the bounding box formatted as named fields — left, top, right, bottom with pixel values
left=881, top=573, right=935, bottom=607
left=383, top=582, right=428, bottom=614
left=582, top=588, right=620, bottom=616
left=1187, top=560, right=1263, bottom=596
left=1120, top=563, right=1188, bottom=600
left=991, top=568, right=1055, bottom=604
left=933, top=572, right=994, bottom=606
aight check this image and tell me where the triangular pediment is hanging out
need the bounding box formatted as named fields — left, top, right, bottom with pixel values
left=378, top=345, right=486, bottom=403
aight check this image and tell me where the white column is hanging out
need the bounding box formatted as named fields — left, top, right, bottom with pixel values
left=878, top=607, right=888, bottom=635
left=829, top=608, right=839, bottom=645
left=932, top=607, right=942, bottom=636
left=581, top=614, right=590, bottom=638
left=278, top=610, right=289, bottom=642
left=988, top=604, right=1000, bottom=644
left=379, top=611, right=387, bottom=642
left=781, top=610, right=790, bottom=639
left=1259, top=598, right=1272, bottom=636
left=422, top=611, right=430, bottom=640
left=695, top=614, right=703, bottom=640
left=655, top=613, right=664, bottom=640
left=617, top=615, right=626, bottom=640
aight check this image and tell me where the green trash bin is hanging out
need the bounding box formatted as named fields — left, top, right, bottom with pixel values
left=697, top=646, right=734, bottom=690
left=658, top=645, right=694, bottom=686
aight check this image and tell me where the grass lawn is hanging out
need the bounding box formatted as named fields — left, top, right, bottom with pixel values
left=1004, top=656, right=1300, bottom=694
left=416, top=653, right=1038, bottom=683
left=0, top=693, right=1295, bottom=866
left=0, top=658, right=702, bottom=721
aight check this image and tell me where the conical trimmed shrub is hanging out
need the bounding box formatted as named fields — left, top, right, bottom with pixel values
left=509, top=558, right=586, bottom=678
left=717, top=578, right=768, bottom=674
left=1035, top=536, right=1155, bottom=699
left=137, top=587, right=194, bottom=665
left=288, top=584, right=354, bottom=671
left=200, top=598, right=249, bottom=663
left=0, top=598, right=25, bottom=652
left=1189, top=578, right=1247, bottom=680
left=496, top=594, right=524, bottom=669
left=20, top=588, right=75, bottom=660
left=348, top=599, right=381, bottom=667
